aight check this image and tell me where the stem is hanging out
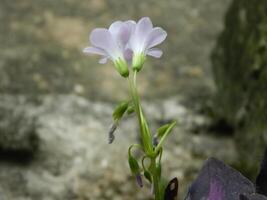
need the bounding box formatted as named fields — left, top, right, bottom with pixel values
left=128, top=70, right=161, bottom=200
left=128, top=71, right=153, bottom=154
left=151, top=157, right=161, bottom=200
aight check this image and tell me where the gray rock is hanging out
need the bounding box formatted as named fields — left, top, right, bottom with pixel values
left=0, top=96, right=38, bottom=152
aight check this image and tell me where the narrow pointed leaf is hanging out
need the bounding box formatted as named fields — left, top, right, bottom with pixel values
left=155, top=121, right=176, bottom=151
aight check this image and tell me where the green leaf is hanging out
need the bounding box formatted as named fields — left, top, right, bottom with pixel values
left=128, top=155, right=140, bottom=175
left=155, top=121, right=177, bottom=152
left=157, top=124, right=171, bottom=138
left=112, top=101, right=129, bottom=122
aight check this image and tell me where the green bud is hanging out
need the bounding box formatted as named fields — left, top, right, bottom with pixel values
left=127, top=104, right=135, bottom=115
left=112, top=101, right=129, bottom=122
left=114, top=58, right=129, bottom=77
left=144, top=170, right=152, bottom=183
left=132, top=52, right=146, bottom=72
left=128, top=155, right=140, bottom=175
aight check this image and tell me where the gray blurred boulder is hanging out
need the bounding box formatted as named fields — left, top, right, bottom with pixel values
left=0, top=97, right=38, bottom=153
left=212, top=0, right=267, bottom=177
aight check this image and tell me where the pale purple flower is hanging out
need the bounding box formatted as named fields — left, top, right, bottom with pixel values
left=83, top=20, right=135, bottom=77
left=129, top=17, right=167, bottom=71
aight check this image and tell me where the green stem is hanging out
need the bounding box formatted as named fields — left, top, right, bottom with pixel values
left=151, top=157, right=161, bottom=200
left=128, top=71, right=153, bottom=154
left=128, top=70, right=161, bottom=200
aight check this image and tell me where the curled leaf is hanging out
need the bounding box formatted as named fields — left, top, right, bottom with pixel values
left=108, top=123, right=117, bottom=144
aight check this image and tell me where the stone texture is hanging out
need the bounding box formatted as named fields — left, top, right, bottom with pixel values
left=212, top=0, right=267, bottom=177
left=0, top=97, right=38, bottom=153
left=0, top=95, right=237, bottom=199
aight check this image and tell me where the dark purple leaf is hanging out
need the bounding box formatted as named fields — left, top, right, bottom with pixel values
left=164, top=177, right=178, bottom=200
left=240, top=193, right=267, bottom=200
left=185, top=158, right=255, bottom=200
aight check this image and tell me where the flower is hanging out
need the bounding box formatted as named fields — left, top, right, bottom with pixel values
left=129, top=17, right=167, bottom=71
left=83, top=17, right=167, bottom=75
left=83, top=20, right=135, bottom=77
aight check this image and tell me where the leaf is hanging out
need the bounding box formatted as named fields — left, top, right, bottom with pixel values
left=164, top=177, right=179, bottom=200
left=155, top=121, right=176, bottom=151
left=184, top=158, right=255, bottom=200
left=239, top=193, right=267, bottom=200
left=112, top=101, right=129, bottom=122
left=157, top=124, right=171, bottom=138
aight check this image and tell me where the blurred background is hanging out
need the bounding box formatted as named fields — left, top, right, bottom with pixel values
left=0, top=0, right=266, bottom=199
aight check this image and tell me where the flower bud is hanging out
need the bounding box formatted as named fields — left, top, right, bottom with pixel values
left=114, top=58, right=129, bottom=77
left=112, top=101, right=129, bottom=122
left=144, top=170, right=152, bottom=183
left=128, top=155, right=140, bottom=175
left=136, top=173, right=143, bottom=188
left=132, top=52, right=146, bottom=72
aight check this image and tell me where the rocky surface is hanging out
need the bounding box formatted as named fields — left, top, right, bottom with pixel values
left=0, top=95, right=237, bottom=199
left=0, top=0, right=237, bottom=199
left=0, top=98, right=38, bottom=152
left=0, top=0, right=231, bottom=101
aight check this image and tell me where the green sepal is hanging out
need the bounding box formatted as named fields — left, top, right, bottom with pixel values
left=132, top=52, right=146, bottom=72
left=114, top=57, right=129, bottom=77
left=144, top=170, right=152, bottom=183
left=128, top=155, right=140, bottom=175
left=127, top=104, right=135, bottom=115
left=112, top=101, right=129, bottom=122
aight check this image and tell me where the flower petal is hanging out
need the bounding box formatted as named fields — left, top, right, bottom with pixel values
left=129, top=17, right=153, bottom=52
left=90, top=28, right=119, bottom=58
left=83, top=46, right=107, bottom=56
left=99, top=57, right=108, bottom=64
left=124, top=48, right=133, bottom=62
left=146, top=27, right=167, bottom=49
left=109, top=21, right=123, bottom=37
left=136, top=17, right=153, bottom=38
left=147, top=48, right=163, bottom=58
